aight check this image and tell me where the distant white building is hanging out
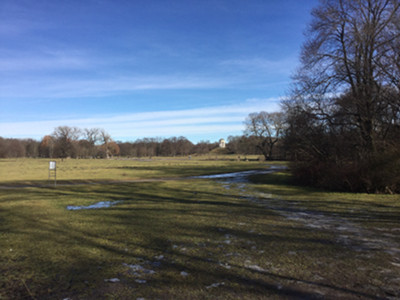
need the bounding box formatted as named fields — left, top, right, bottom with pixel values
left=219, top=138, right=226, bottom=148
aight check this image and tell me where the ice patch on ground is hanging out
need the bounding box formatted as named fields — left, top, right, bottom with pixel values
left=206, top=282, right=225, bottom=289
left=218, top=261, right=231, bottom=269
left=123, top=263, right=156, bottom=276
left=67, top=200, right=121, bottom=210
left=104, top=278, right=120, bottom=283
left=245, top=264, right=268, bottom=272
left=135, top=279, right=147, bottom=284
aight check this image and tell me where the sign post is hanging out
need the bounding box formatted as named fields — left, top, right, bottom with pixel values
left=49, top=161, right=56, bottom=187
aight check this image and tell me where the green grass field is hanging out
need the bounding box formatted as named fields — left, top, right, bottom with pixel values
left=1, top=157, right=399, bottom=299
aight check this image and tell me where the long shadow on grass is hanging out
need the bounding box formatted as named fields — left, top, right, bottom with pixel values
left=154, top=250, right=382, bottom=300
left=2, top=206, right=168, bottom=299
left=249, top=173, right=400, bottom=226
left=1, top=182, right=392, bottom=299
left=142, top=231, right=382, bottom=299
left=61, top=182, right=276, bottom=217
left=117, top=164, right=270, bottom=179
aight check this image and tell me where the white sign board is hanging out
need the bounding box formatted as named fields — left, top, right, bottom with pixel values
left=49, top=161, right=56, bottom=170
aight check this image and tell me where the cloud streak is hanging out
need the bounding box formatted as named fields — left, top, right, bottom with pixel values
left=0, top=74, right=234, bottom=99
left=0, top=46, right=294, bottom=99
left=0, top=49, right=90, bottom=71
left=220, top=57, right=298, bottom=76
left=0, top=99, right=281, bottom=142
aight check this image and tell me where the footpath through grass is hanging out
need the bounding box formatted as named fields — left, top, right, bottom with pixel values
left=1, top=158, right=399, bottom=299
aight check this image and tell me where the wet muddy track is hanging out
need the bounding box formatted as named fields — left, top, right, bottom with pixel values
left=200, top=165, right=400, bottom=299
left=201, top=166, right=400, bottom=256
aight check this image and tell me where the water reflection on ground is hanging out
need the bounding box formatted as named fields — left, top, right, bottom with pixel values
left=67, top=200, right=121, bottom=210
left=192, top=165, right=286, bottom=183
left=66, top=165, right=285, bottom=210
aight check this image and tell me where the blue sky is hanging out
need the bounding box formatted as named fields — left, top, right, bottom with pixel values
left=0, top=0, right=318, bottom=143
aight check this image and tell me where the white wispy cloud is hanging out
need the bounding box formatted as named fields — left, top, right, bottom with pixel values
left=220, top=57, right=298, bottom=75
left=0, top=99, right=281, bottom=141
left=0, top=47, right=295, bottom=99
left=0, top=49, right=91, bottom=71
left=0, top=74, right=233, bottom=99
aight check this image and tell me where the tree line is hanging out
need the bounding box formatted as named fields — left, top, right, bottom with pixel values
left=0, top=125, right=286, bottom=159
left=0, top=127, right=118, bottom=159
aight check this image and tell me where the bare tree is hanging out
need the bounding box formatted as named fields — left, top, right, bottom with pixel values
left=290, top=0, right=400, bottom=158
left=52, top=126, right=81, bottom=158
left=82, top=128, right=101, bottom=158
left=176, top=136, right=193, bottom=156
left=244, top=111, right=285, bottom=160
left=284, top=0, right=400, bottom=192
left=99, top=129, right=113, bottom=158
left=84, top=128, right=101, bottom=145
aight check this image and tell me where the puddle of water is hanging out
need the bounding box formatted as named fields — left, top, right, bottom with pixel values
left=193, top=170, right=269, bottom=180
left=193, top=166, right=287, bottom=183
left=67, top=200, right=121, bottom=210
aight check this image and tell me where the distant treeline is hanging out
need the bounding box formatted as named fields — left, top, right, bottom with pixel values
left=0, top=126, right=285, bottom=159
left=119, top=135, right=285, bottom=158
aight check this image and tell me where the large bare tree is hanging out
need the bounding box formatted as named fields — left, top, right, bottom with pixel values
left=290, top=0, right=400, bottom=157
left=99, top=129, right=116, bottom=158
left=284, top=0, right=400, bottom=192
left=52, top=126, right=81, bottom=158
left=82, top=128, right=101, bottom=158
left=244, top=111, right=285, bottom=160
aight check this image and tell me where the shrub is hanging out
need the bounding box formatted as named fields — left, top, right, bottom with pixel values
left=290, top=149, right=400, bottom=193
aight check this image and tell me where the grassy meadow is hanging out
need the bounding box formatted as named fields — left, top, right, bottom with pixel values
left=0, top=156, right=267, bottom=185
left=1, top=157, right=400, bottom=299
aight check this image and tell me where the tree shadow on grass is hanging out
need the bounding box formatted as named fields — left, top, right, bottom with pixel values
left=1, top=181, right=397, bottom=299
left=248, top=172, right=400, bottom=226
